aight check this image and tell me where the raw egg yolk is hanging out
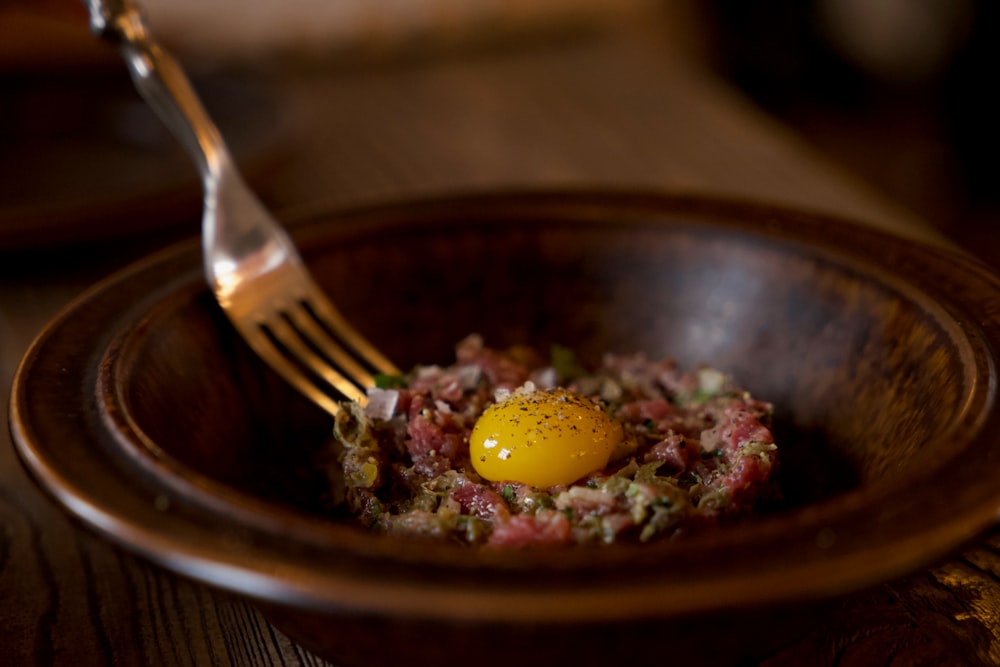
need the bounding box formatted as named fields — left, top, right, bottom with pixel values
left=470, top=388, right=623, bottom=488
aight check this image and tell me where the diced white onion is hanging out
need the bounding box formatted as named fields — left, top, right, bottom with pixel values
left=600, top=378, right=623, bottom=401
left=530, top=366, right=558, bottom=389
left=365, top=388, right=399, bottom=420
left=697, top=368, right=726, bottom=394
left=416, top=364, right=442, bottom=379
left=456, top=364, right=482, bottom=389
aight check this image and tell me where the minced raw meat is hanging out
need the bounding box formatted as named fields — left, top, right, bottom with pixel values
left=319, top=334, right=778, bottom=547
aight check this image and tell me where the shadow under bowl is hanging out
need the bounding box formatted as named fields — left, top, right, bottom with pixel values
left=11, top=190, right=1000, bottom=666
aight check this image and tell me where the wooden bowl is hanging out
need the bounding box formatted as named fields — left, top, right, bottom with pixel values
left=11, top=191, right=1000, bottom=666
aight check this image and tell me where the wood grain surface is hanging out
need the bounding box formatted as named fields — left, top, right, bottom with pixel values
left=2, top=17, right=997, bottom=666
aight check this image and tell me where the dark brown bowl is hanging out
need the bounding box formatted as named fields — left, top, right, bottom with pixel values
left=11, top=191, right=1000, bottom=666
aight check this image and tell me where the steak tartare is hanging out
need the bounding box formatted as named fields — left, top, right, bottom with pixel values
left=322, top=335, right=778, bottom=547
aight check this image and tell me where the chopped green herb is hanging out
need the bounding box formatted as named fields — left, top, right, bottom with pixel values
left=367, top=498, right=383, bottom=520
left=600, top=475, right=631, bottom=496
left=550, top=343, right=586, bottom=382
left=689, top=389, right=714, bottom=404
left=501, top=484, right=516, bottom=503
left=633, top=461, right=666, bottom=483
left=374, top=373, right=407, bottom=389
left=533, top=493, right=555, bottom=510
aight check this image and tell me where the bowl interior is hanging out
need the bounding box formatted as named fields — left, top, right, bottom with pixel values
left=114, top=193, right=984, bottom=528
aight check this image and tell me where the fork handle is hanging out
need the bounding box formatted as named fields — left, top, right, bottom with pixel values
left=84, top=0, right=230, bottom=181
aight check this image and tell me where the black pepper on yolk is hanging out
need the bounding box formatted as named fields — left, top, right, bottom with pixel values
left=469, top=388, right=624, bottom=487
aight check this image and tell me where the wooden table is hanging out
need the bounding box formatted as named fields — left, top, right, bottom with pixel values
left=2, top=21, right=998, bottom=666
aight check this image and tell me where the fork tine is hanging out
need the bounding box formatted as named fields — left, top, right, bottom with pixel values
left=262, top=313, right=370, bottom=405
left=298, top=282, right=401, bottom=378
left=238, top=324, right=349, bottom=416
left=285, top=301, right=379, bottom=389
left=229, top=272, right=402, bottom=416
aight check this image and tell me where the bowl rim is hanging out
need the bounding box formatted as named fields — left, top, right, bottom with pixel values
left=10, top=189, right=1000, bottom=623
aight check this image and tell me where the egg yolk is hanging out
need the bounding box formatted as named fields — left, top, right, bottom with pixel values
left=470, top=388, right=623, bottom=488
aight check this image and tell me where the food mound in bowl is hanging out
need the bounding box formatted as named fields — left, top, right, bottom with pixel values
left=322, top=335, right=778, bottom=547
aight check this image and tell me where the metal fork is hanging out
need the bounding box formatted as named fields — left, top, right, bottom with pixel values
left=86, top=0, right=399, bottom=415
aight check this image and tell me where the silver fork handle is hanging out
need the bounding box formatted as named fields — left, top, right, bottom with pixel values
left=84, top=0, right=230, bottom=182
left=85, top=0, right=300, bottom=291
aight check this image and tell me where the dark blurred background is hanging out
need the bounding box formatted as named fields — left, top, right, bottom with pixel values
left=3, top=0, right=996, bottom=264
left=690, top=0, right=999, bottom=265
